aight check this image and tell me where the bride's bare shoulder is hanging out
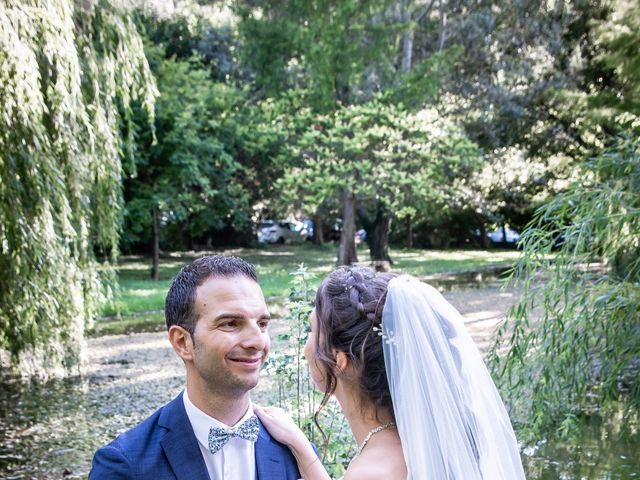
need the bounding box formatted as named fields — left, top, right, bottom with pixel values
left=343, top=441, right=407, bottom=480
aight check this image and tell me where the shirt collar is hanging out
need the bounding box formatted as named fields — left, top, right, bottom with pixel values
left=183, top=390, right=255, bottom=451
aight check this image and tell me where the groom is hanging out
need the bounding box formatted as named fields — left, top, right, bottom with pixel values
left=90, top=255, right=301, bottom=479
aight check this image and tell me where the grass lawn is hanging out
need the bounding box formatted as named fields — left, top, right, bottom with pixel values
left=91, top=243, right=522, bottom=336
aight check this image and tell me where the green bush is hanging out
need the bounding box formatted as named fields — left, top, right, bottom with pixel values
left=264, top=265, right=354, bottom=477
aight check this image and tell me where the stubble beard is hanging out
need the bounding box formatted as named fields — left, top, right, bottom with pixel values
left=195, top=348, right=264, bottom=398
left=190, top=322, right=269, bottom=396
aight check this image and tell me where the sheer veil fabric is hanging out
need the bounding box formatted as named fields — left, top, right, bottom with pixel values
left=381, top=275, right=526, bottom=479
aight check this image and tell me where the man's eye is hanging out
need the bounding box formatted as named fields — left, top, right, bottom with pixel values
left=259, top=320, right=270, bottom=329
left=220, top=321, right=237, bottom=329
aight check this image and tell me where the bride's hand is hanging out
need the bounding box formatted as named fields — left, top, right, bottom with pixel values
left=254, top=405, right=330, bottom=480
left=254, top=404, right=307, bottom=448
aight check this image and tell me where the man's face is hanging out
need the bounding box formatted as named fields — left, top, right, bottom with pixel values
left=190, top=275, right=271, bottom=396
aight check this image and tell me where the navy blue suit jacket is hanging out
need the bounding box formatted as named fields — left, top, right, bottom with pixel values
left=89, top=392, right=301, bottom=480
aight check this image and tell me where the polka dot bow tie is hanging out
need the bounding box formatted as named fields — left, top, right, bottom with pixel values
left=208, top=415, right=260, bottom=455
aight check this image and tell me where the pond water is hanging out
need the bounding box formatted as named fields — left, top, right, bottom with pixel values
left=522, top=413, right=639, bottom=479
left=422, top=266, right=511, bottom=291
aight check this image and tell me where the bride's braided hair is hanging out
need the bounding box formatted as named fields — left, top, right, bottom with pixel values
left=313, top=266, right=397, bottom=423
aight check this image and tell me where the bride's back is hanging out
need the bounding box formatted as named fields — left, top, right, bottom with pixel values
left=345, top=432, right=407, bottom=480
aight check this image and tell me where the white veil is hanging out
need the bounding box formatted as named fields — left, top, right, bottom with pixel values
left=381, top=275, right=526, bottom=479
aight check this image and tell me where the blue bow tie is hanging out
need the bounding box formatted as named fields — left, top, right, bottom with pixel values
left=208, top=415, right=260, bottom=455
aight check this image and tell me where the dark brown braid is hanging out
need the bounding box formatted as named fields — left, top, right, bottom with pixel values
left=312, top=266, right=397, bottom=432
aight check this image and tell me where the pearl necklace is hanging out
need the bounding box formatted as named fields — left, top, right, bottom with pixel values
left=351, top=421, right=396, bottom=462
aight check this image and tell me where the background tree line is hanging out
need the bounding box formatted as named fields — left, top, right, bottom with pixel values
left=121, top=0, right=636, bottom=265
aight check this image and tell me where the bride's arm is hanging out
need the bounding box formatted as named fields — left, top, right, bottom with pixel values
left=254, top=405, right=331, bottom=480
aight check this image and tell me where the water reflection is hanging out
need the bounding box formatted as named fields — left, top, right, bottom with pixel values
left=0, top=377, right=93, bottom=479
left=522, top=413, right=639, bottom=479
left=423, top=267, right=510, bottom=291
left=0, top=372, right=183, bottom=479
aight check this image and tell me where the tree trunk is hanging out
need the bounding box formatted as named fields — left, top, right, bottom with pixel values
left=438, top=0, right=447, bottom=51
left=337, top=189, right=358, bottom=266
left=368, top=203, right=392, bottom=271
left=400, top=0, right=414, bottom=73
left=335, top=73, right=350, bottom=104
left=479, top=222, right=490, bottom=249
left=405, top=215, right=413, bottom=248
left=151, top=205, right=160, bottom=281
left=313, top=212, right=325, bottom=245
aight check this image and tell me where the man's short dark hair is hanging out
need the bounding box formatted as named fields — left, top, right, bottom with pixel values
left=165, top=255, right=258, bottom=335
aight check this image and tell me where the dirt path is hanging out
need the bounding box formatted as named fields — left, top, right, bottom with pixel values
left=443, top=286, right=519, bottom=352
left=86, top=285, right=519, bottom=383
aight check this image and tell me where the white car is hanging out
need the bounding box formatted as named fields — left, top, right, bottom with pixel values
left=257, top=220, right=307, bottom=244
left=487, top=227, right=520, bottom=244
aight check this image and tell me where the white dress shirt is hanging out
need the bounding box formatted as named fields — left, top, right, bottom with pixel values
left=183, top=390, right=256, bottom=480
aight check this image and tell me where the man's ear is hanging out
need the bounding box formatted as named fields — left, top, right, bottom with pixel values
left=169, top=325, right=194, bottom=362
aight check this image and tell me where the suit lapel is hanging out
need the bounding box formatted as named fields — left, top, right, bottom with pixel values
left=159, top=393, right=210, bottom=480
left=255, top=421, right=285, bottom=480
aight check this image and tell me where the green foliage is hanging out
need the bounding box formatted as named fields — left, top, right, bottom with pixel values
left=0, top=0, right=156, bottom=375
left=123, top=41, right=252, bottom=250
left=398, top=0, right=640, bottom=242
left=594, top=1, right=640, bottom=119
left=124, top=14, right=324, bottom=251
left=490, top=135, right=640, bottom=438
left=275, top=101, right=481, bottom=226
left=237, top=0, right=402, bottom=107
left=138, top=3, right=245, bottom=83
left=457, top=146, right=553, bottom=234
left=539, top=0, right=640, bottom=157
left=264, top=265, right=354, bottom=478
left=381, top=46, right=463, bottom=108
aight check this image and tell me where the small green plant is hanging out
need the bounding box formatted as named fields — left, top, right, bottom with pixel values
left=264, top=264, right=355, bottom=478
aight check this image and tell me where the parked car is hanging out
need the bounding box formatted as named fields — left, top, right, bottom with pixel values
left=301, top=219, right=314, bottom=240
left=487, top=226, right=520, bottom=244
left=472, top=226, right=521, bottom=246
left=326, top=219, right=366, bottom=243
left=257, top=220, right=308, bottom=244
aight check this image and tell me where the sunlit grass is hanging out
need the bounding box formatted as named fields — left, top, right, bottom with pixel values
left=94, top=244, right=528, bottom=335
left=393, top=249, right=522, bottom=275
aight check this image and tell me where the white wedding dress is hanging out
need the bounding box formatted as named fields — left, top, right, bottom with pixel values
left=381, top=275, right=526, bottom=479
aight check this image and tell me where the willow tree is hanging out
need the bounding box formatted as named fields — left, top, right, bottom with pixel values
left=488, top=0, right=640, bottom=438
left=490, top=136, right=640, bottom=438
left=0, top=0, right=156, bottom=376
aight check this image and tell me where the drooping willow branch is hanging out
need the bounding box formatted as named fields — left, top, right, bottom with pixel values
left=0, top=0, right=157, bottom=376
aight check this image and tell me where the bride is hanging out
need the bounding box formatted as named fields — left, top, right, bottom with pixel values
left=255, top=266, right=526, bottom=479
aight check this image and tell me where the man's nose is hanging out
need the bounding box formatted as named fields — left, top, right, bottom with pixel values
left=240, top=322, right=267, bottom=350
